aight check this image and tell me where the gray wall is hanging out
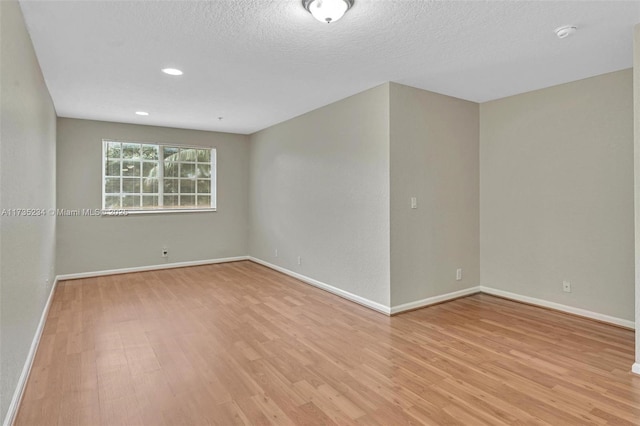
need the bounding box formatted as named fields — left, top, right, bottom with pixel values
left=634, top=25, right=640, bottom=370
left=389, top=83, right=480, bottom=306
left=480, top=69, right=634, bottom=321
left=249, top=84, right=391, bottom=307
left=0, top=0, right=57, bottom=421
left=56, top=119, right=250, bottom=275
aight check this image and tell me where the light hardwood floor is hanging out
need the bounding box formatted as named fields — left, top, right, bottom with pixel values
left=15, top=260, right=640, bottom=425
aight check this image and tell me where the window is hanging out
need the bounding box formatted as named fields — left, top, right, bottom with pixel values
left=102, top=140, right=216, bottom=212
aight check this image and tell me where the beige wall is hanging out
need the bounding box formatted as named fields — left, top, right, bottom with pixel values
left=480, top=69, right=634, bottom=321
left=249, top=84, right=391, bottom=307
left=389, top=83, right=479, bottom=306
left=633, top=25, right=640, bottom=372
left=56, top=118, right=249, bottom=275
left=0, top=0, right=57, bottom=421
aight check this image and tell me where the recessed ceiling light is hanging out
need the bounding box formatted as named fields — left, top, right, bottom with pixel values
left=555, top=26, right=577, bottom=39
left=135, top=111, right=149, bottom=116
left=162, top=68, right=183, bottom=76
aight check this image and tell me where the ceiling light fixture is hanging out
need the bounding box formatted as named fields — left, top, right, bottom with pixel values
left=135, top=111, right=149, bottom=116
left=555, top=25, right=577, bottom=39
left=303, top=0, right=353, bottom=24
left=161, top=68, right=183, bottom=76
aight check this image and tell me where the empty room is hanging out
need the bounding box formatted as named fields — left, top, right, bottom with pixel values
left=2, top=0, right=640, bottom=424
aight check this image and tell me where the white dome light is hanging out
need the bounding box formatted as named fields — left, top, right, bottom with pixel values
left=303, top=0, right=354, bottom=24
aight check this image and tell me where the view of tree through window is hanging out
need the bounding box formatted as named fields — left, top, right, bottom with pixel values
left=103, top=140, right=216, bottom=211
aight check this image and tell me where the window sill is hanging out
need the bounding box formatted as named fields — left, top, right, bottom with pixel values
left=103, top=208, right=217, bottom=216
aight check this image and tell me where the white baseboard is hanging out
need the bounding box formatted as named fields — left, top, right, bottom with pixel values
left=248, top=257, right=391, bottom=315
left=242, top=261, right=636, bottom=330
left=632, top=363, right=640, bottom=375
left=3, top=277, right=58, bottom=426
left=480, top=286, right=635, bottom=329
left=390, top=286, right=481, bottom=315
left=55, top=256, right=249, bottom=281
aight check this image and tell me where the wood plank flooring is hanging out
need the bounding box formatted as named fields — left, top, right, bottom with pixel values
left=15, top=260, right=640, bottom=425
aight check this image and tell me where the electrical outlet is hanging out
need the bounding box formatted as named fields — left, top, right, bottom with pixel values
left=297, top=256, right=302, bottom=265
left=275, top=248, right=278, bottom=257
left=162, top=248, right=168, bottom=257
left=456, top=268, right=462, bottom=281
left=411, top=197, right=418, bottom=209
left=562, top=280, right=571, bottom=293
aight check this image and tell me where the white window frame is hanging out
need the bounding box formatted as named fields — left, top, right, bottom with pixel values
left=102, top=139, right=217, bottom=214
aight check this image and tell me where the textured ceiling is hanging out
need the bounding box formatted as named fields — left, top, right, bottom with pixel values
left=19, top=0, right=640, bottom=134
